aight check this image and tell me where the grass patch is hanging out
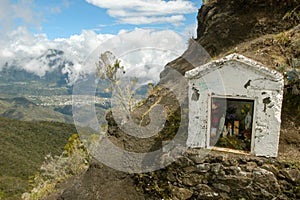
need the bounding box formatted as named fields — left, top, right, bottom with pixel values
left=0, top=117, right=76, bottom=199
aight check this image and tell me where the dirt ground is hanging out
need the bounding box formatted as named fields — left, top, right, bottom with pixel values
left=278, top=114, right=300, bottom=164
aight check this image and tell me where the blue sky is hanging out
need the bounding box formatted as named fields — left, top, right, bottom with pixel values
left=8, top=0, right=201, bottom=40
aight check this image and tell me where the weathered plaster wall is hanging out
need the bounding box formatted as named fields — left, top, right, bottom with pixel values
left=186, top=54, right=284, bottom=157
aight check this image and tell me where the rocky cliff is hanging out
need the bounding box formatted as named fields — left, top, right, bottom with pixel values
left=196, top=0, right=299, bottom=56
left=47, top=1, right=300, bottom=199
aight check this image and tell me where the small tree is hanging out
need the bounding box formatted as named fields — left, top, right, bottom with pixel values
left=96, top=51, right=139, bottom=113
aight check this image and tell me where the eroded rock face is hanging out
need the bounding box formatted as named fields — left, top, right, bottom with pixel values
left=160, top=0, right=299, bottom=82
left=196, top=0, right=299, bottom=56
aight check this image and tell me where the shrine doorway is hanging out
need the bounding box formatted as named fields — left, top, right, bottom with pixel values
left=209, top=96, right=255, bottom=152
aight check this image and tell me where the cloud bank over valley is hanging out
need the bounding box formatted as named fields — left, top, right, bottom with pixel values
left=0, top=0, right=194, bottom=84
left=0, top=28, right=187, bottom=84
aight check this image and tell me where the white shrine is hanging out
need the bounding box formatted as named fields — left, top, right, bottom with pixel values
left=185, top=54, right=284, bottom=157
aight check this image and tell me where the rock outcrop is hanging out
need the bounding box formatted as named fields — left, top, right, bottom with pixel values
left=161, top=0, right=300, bottom=77
left=196, top=0, right=299, bottom=56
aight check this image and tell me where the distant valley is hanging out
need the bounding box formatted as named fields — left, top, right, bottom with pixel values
left=0, top=48, right=114, bottom=124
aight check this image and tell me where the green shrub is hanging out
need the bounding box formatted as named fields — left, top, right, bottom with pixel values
left=22, top=134, right=90, bottom=200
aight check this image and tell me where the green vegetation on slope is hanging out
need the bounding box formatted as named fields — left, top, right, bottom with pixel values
left=0, top=117, right=76, bottom=199
left=23, top=134, right=90, bottom=199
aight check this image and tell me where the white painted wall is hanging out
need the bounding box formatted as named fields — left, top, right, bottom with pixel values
left=186, top=54, right=284, bottom=157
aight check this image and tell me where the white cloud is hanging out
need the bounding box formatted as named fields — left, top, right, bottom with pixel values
left=48, top=0, right=71, bottom=14
left=12, top=0, right=39, bottom=25
left=83, top=28, right=187, bottom=83
left=0, top=28, right=187, bottom=84
left=0, top=27, right=47, bottom=62
left=0, top=0, right=13, bottom=31
left=60, top=28, right=188, bottom=82
left=54, top=29, right=115, bottom=60
left=62, top=0, right=71, bottom=8
left=86, top=0, right=197, bottom=26
left=49, top=6, right=62, bottom=14
left=119, top=15, right=185, bottom=26
left=0, top=0, right=41, bottom=33
left=182, top=23, right=197, bottom=38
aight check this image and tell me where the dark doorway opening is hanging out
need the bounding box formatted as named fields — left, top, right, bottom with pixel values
left=210, top=97, right=254, bottom=151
